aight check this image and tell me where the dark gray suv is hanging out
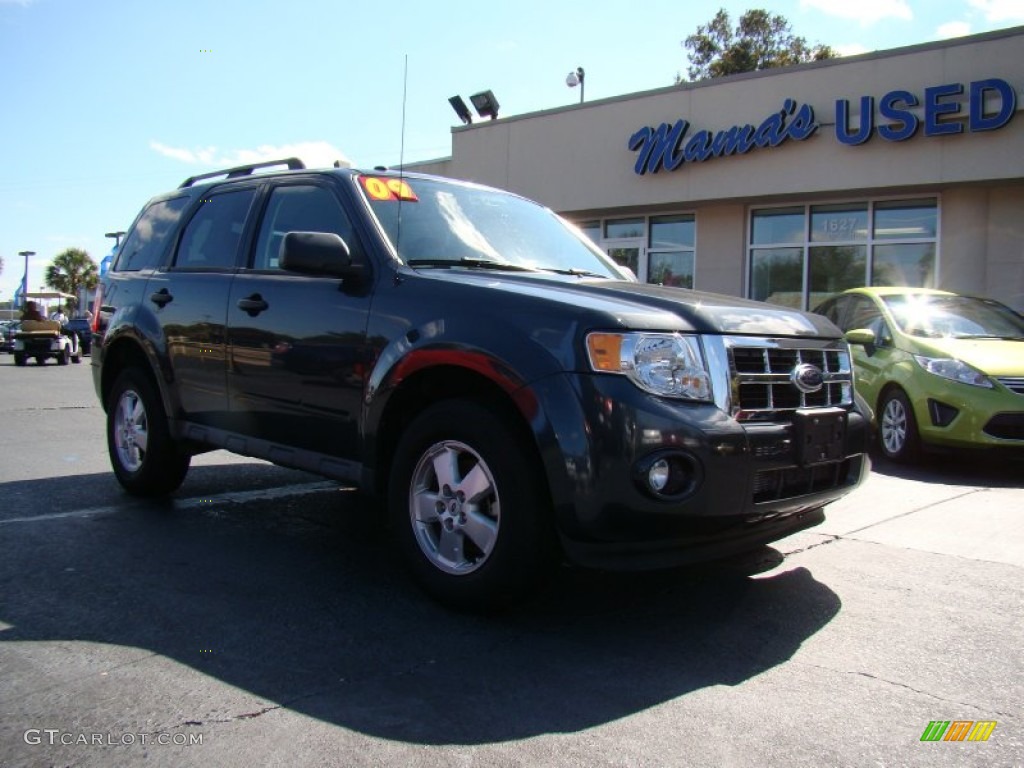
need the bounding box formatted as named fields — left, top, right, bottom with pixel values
left=92, top=158, right=868, bottom=608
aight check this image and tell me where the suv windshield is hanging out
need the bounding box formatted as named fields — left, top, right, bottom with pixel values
left=884, top=294, right=1024, bottom=340
left=357, top=175, right=621, bottom=278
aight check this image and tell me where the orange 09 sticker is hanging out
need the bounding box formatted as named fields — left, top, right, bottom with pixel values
left=360, top=176, right=419, bottom=202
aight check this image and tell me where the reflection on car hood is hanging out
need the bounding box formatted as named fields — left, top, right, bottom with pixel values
left=907, top=337, right=1024, bottom=376
left=421, top=271, right=839, bottom=337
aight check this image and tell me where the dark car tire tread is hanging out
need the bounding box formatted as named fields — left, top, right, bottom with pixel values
left=107, top=368, right=191, bottom=497
left=388, top=399, right=557, bottom=612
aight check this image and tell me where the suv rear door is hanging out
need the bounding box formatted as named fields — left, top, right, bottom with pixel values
left=144, top=185, right=258, bottom=426
left=224, top=179, right=374, bottom=472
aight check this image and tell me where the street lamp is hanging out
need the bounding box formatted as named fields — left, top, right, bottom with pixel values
left=566, top=67, right=585, bottom=104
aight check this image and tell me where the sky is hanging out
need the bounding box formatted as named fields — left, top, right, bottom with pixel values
left=2, top=0, right=1024, bottom=302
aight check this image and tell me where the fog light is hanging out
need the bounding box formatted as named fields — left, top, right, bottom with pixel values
left=634, top=451, right=703, bottom=500
left=648, top=459, right=670, bottom=491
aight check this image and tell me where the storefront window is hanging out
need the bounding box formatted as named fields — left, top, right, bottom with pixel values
left=873, top=199, right=937, bottom=239
left=604, top=217, right=645, bottom=239
left=648, top=214, right=695, bottom=287
left=750, top=198, right=938, bottom=309
left=577, top=220, right=601, bottom=244
left=810, top=204, right=868, bottom=243
left=751, top=247, right=804, bottom=308
left=751, top=207, right=804, bottom=245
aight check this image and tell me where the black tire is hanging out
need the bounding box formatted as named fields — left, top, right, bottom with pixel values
left=107, top=368, right=191, bottom=497
left=388, top=400, right=557, bottom=611
left=13, top=353, right=26, bottom=367
left=35, top=356, right=46, bottom=365
left=58, top=347, right=70, bottom=365
left=878, top=388, right=921, bottom=463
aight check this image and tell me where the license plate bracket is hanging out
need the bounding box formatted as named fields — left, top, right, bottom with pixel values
left=793, top=408, right=847, bottom=466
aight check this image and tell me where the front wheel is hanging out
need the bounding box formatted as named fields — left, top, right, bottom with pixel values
left=107, top=368, right=191, bottom=496
left=13, top=353, right=26, bottom=367
left=878, top=388, right=921, bottom=463
left=388, top=400, right=557, bottom=611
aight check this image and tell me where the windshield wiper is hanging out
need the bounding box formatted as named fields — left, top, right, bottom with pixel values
left=537, top=267, right=612, bottom=279
left=406, top=258, right=537, bottom=272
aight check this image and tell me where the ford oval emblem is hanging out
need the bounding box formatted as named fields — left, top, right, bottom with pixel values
left=791, top=363, right=824, bottom=394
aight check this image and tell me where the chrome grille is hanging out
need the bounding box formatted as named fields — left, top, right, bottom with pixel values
left=996, top=376, right=1024, bottom=395
left=728, top=342, right=853, bottom=419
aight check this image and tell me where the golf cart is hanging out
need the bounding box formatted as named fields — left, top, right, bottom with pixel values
left=12, top=292, right=83, bottom=367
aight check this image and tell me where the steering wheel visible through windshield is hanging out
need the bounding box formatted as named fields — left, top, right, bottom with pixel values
left=356, top=174, right=623, bottom=279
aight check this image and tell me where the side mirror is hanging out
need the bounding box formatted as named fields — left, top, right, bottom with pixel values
left=280, top=231, right=361, bottom=279
left=844, top=328, right=876, bottom=346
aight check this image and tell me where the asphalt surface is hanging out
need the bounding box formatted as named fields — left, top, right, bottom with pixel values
left=0, top=356, right=1021, bottom=767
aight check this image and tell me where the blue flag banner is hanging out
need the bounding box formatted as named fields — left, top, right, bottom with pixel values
left=13, top=272, right=27, bottom=307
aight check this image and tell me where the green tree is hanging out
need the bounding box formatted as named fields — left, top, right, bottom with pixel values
left=44, top=247, right=98, bottom=312
left=680, top=8, right=836, bottom=83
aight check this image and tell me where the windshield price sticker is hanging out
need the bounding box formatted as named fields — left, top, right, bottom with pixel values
left=360, top=177, right=419, bottom=202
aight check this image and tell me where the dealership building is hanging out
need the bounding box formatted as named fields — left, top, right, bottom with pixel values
left=409, top=26, right=1024, bottom=312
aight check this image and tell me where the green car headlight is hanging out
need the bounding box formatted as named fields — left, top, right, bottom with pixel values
left=586, top=332, right=712, bottom=400
left=912, top=355, right=994, bottom=388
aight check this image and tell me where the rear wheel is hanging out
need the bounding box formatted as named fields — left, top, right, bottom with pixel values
left=107, top=368, right=191, bottom=496
left=878, top=388, right=921, bottom=463
left=58, top=346, right=70, bottom=365
left=13, top=353, right=26, bottom=367
left=388, top=400, right=557, bottom=611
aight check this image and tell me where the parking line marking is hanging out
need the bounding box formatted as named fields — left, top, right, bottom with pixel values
left=0, top=481, right=345, bottom=525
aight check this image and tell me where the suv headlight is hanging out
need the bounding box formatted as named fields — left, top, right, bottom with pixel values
left=912, top=355, right=994, bottom=388
left=586, top=332, right=712, bottom=400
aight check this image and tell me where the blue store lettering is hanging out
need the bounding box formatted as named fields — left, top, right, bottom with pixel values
left=835, top=78, right=1016, bottom=145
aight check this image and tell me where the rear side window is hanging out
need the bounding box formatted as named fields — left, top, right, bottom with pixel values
left=174, top=189, right=257, bottom=269
left=115, top=197, right=190, bottom=271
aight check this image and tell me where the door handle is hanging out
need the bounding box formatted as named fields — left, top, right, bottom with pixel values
left=149, top=288, right=173, bottom=307
left=237, top=294, right=269, bottom=316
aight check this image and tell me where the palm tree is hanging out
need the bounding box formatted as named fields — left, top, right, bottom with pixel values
left=44, top=248, right=99, bottom=313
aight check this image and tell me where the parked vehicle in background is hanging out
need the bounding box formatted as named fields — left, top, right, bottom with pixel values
left=92, top=158, right=869, bottom=609
left=0, top=321, right=18, bottom=353
left=814, top=287, right=1024, bottom=462
left=64, top=314, right=94, bottom=355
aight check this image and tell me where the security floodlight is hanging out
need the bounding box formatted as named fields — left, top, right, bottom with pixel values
left=566, top=67, right=585, bottom=103
left=469, top=90, right=500, bottom=120
left=448, top=95, right=473, bottom=125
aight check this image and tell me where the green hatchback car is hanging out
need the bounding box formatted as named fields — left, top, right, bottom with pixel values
left=814, top=287, right=1024, bottom=462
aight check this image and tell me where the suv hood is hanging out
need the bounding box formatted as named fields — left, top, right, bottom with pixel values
left=421, top=270, right=840, bottom=337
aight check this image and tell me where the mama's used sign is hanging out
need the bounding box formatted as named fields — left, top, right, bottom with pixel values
left=628, top=78, right=1016, bottom=175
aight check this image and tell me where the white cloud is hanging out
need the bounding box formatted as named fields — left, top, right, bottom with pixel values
left=937, top=21, right=972, bottom=38
left=969, top=0, right=1024, bottom=22
left=835, top=43, right=870, bottom=56
left=800, top=0, right=912, bottom=24
left=149, top=140, right=351, bottom=170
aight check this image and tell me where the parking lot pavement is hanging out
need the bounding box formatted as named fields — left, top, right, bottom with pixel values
left=0, top=359, right=1022, bottom=767
left=797, top=454, right=1024, bottom=568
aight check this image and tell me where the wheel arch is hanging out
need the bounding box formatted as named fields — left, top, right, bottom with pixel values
left=368, top=364, right=547, bottom=500
left=98, top=335, right=172, bottom=418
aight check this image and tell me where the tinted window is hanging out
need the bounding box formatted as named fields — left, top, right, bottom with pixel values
left=254, top=185, right=361, bottom=270
left=115, top=197, right=190, bottom=271
left=174, top=189, right=256, bottom=269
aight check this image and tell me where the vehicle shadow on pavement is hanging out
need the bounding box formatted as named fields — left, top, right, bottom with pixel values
left=868, top=450, right=1024, bottom=488
left=0, top=465, right=841, bottom=745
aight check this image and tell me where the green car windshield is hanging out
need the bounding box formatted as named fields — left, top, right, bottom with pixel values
left=357, top=174, right=621, bottom=278
left=883, top=294, right=1024, bottom=340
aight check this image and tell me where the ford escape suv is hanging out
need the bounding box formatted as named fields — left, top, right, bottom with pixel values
left=92, top=158, right=868, bottom=608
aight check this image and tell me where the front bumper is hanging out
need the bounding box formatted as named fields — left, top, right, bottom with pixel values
left=912, top=377, right=1024, bottom=449
left=533, top=372, right=869, bottom=570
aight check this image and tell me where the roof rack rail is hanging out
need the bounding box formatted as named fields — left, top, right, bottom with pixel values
left=179, top=157, right=306, bottom=188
